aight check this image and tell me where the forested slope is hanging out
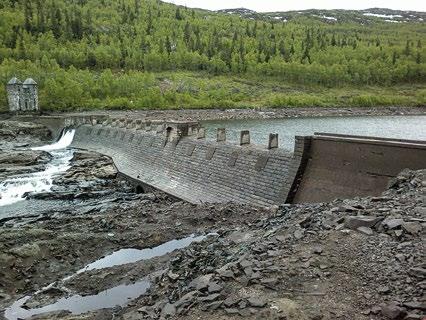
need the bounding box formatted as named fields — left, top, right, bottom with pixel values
left=0, top=0, right=425, bottom=110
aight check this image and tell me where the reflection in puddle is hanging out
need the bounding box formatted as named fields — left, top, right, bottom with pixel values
left=5, top=233, right=216, bottom=319
left=5, top=280, right=150, bottom=320
left=77, top=234, right=208, bottom=273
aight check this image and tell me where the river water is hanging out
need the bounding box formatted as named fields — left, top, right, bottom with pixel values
left=0, top=130, right=75, bottom=207
left=202, top=115, right=426, bottom=150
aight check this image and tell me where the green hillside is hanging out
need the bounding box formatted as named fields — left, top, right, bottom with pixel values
left=0, top=0, right=425, bottom=111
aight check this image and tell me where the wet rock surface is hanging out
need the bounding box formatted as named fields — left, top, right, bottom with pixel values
left=0, top=148, right=161, bottom=220
left=25, top=150, right=120, bottom=202
left=0, top=120, right=53, bottom=180
left=0, top=120, right=51, bottom=150
left=0, top=150, right=52, bottom=179
left=0, top=169, right=424, bottom=320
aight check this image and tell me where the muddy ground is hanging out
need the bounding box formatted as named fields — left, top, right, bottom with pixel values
left=0, top=120, right=425, bottom=320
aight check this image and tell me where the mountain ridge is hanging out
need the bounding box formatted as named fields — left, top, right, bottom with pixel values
left=216, top=7, right=426, bottom=24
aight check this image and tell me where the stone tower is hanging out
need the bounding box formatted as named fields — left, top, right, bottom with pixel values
left=6, top=77, right=22, bottom=111
left=6, top=77, right=39, bottom=112
left=22, top=78, right=39, bottom=111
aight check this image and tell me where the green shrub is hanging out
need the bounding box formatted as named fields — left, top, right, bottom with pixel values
left=415, top=89, right=426, bottom=104
left=349, top=95, right=412, bottom=107
left=268, top=94, right=328, bottom=108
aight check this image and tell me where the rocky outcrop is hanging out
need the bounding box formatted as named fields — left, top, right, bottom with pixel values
left=0, top=150, right=51, bottom=166
left=62, top=150, right=118, bottom=181
left=0, top=150, right=52, bottom=179
left=26, top=151, right=120, bottom=202
left=117, top=169, right=425, bottom=319
left=0, top=120, right=51, bottom=150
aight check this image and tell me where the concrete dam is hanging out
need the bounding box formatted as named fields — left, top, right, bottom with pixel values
left=20, top=115, right=426, bottom=206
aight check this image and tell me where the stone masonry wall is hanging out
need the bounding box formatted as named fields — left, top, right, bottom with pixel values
left=71, top=124, right=295, bottom=207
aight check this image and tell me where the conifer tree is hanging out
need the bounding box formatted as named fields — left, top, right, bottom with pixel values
left=24, top=0, right=33, bottom=33
left=404, top=40, right=411, bottom=55
left=416, top=52, right=421, bottom=64
left=175, top=7, right=182, bottom=20
left=52, top=8, right=62, bottom=39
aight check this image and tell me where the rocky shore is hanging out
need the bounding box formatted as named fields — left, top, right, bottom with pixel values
left=0, top=120, right=53, bottom=179
left=61, top=106, right=426, bottom=122
left=0, top=119, right=424, bottom=320
left=0, top=151, right=52, bottom=180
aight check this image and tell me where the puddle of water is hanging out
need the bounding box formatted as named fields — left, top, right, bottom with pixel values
left=0, top=130, right=75, bottom=207
left=75, top=234, right=208, bottom=274
left=4, top=280, right=150, bottom=320
left=5, top=233, right=216, bottom=319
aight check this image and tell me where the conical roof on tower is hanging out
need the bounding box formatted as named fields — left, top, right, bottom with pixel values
left=23, top=78, right=37, bottom=86
left=7, top=77, right=22, bottom=85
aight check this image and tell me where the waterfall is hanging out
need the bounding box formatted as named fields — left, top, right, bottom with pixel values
left=32, top=129, right=76, bottom=151
left=0, top=129, right=75, bottom=207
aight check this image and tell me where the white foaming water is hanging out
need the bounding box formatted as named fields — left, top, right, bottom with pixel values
left=32, top=130, right=75, bottom=151
left=0, top=130, right=75, bottom=207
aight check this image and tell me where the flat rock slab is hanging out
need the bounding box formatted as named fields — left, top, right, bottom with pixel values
left=344, top=215, right=382, bottom=229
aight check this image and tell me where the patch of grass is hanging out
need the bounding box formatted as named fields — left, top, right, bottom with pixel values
left=268, top=94, right=332, bottom=108
left=349, top=95, right=413, bottom=107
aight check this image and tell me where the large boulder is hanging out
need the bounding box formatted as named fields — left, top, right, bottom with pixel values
left=344, top=215, right=383, bottom=230
left=53, top=150, right=117, bottom=186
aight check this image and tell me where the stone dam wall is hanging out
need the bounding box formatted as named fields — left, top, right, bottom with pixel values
left=14, top=115, right=426, bottom=206
left=71, top=121, right=298, bottom=207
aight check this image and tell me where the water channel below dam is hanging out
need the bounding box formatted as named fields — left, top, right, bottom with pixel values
left=202, top=115, right=426, bottom=150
